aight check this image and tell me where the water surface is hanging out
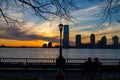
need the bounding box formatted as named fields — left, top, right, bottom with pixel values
left=0, top=48, right=120, bottom=59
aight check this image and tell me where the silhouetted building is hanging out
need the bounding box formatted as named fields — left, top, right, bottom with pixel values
left=76, top=34, right=81, bottom=48
left=96, top=40, right=101, bottom=48
left=63, top=25, right=69, bottom=48
left=100, top=36, right=107, bottom=48
left=0, top=44, right=6, bottom=48
left=90, top=34, right=95, bottom=48
left=48, top=42, right=52, bottom=48
left=112, top=35, right=119, bottom=48
left=42, top=44, right=47, bottom=48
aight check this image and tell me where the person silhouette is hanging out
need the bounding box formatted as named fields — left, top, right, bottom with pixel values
left=84, top=57, right=93, bottom=71
left=93, top=57, right=102, bottom=71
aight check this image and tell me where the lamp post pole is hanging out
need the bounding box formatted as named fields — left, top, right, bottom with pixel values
left=56, top=23, right=65, bottom=67
left=59, top=24, right=63, bottom=57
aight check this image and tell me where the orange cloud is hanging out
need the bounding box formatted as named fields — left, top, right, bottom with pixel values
left=0, top=39, right=58, bottom=47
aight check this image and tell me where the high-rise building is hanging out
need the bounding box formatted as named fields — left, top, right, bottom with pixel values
left=42, top=43, right=47, bottom=48
left=48, top=42, right=52, bottom=48
left=90, top=34, right=95, bottom=48
left=100, top=36, right=107, bottom=48
left=63, top=25, right=69, bottom=48
left=76, top=34, right=81, bottom=48
left=112, top=35, right=119, bottom=47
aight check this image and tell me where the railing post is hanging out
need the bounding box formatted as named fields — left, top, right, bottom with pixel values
left=26, top=58, right=28, bottom=65
left=0, top=58, right=1, bottom=63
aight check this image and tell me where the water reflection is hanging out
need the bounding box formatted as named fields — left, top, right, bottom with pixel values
left=0, top=48, right=120, bottom=59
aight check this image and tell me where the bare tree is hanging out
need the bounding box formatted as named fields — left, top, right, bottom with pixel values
left=0, top=0, right=120, bottom=29
left=0, top=0, right=77, bottom=27
left=96, top=0, right=120, bottom=28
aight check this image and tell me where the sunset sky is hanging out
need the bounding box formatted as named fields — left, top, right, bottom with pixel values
left=0, top=0, right=120, bottom=47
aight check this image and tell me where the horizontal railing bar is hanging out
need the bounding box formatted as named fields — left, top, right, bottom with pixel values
left=0, top=58, right=55, bottom=60
left=0, top=58, right=119, bottom=61
left=0, top=58, right=119, bottom=59
left=66, top=58, right=120, bottom=60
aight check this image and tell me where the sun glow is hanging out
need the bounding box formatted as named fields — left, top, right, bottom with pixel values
left=44, top=41, right=49, bottom=45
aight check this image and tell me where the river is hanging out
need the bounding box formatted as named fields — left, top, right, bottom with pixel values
left=0, top=48, right=120, bottom=59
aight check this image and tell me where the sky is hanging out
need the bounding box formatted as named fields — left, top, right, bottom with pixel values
left=0, top=0, right=120, bottom=47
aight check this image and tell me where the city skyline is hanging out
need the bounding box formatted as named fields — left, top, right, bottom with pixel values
left=0, top=1, right=120, bottom=47
left=1, top=33, right=120, bottom=48
left=0, top=27, right=120, bottom=47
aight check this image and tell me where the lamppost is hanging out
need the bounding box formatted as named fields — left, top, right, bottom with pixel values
left=56, top=23, right=65, bottom=67
left=59, top=23, right=63, bottom=57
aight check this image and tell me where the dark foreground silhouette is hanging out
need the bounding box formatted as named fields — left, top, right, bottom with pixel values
left=0, top=57, right=120, bottom=80
left=84, top=57, right=102, bottom=71
left=0, top=57, right=119, bottom=72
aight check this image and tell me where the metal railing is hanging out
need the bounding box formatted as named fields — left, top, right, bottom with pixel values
left=0, top=58, right=55, bottom=65
left=0, top=58, right=119, bottom=65
left=66, top=58, right=120, bottom=65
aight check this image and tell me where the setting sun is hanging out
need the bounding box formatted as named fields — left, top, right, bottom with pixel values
left=44, top=41, right=49, bottom=45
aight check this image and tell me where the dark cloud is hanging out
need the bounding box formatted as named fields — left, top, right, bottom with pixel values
left=0, top=27, right=59, bottom=43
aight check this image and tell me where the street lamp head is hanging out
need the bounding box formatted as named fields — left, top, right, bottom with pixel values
left=59, top=23, right=63, bottom=32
